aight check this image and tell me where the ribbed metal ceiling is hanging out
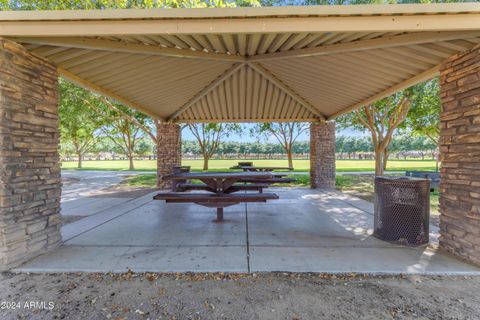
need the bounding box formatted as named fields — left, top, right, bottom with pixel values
left=5, top=5, right=480, bottom=122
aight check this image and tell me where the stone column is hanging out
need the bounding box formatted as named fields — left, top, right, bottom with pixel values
left=310, top=121, right=336, bottom=189
left=0, top=39, right=61, bottom=270
left=156, top=122, right=181, bottom=189
left=439, top=43, right=480, bottom=266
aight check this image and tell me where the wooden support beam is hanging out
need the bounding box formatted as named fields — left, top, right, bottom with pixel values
left=2, top=10, right=480, bottom=36
left=13, top=37, right=246, bottom=62
left=248, top=31, right=480, bottom=62
left=327, top=64, right=440, bottom=120
left=58, top=67, right=165, bottom=121
left=0, top=4, right=479, bottom=21
left=167, top=63, right=246, bottom=121
left=248, top=62, right=326, bottom=120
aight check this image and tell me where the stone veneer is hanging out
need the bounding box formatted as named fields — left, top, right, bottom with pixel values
left=0, top=38, right=61, bottom=270
left=439, top=43, right=480, bottom=266
left=156, top=122, right=181, bottom=189
left=310, top=121, right=336, bottom=189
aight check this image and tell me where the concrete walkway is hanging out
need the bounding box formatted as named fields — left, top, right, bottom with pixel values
left=15, top=182, right=480, bottom=274
left=61, top=170, right=147, bottom=219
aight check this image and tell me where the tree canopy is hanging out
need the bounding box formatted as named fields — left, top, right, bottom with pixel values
left=0, top=0, right=261, bottom=10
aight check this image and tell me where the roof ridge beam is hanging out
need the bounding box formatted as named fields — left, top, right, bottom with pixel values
left=327, top=64, right=440, bottom=120
left=12, top=37, right=246, bottom=62
left=59, top=67, right=164, bottom=121
left=167, top=63, right=246, bottom=121
left=248, top=31, right=480, bottom=62
left=248, top=62, right=325, bottom=120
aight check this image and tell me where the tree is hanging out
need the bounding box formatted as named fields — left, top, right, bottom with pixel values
left=59, top=80, right=103, bottom=168
left=405, top=79, right=441, bottom=170
left=250, top=122, right=309, bottom=168
left=187, top=123, right=241, bottom=170
left=338, top=90, right=413, bottom=176
left=0, top=0, right=261, bottom=11
left=100, top=104, right=154, bottom=170
left=78, top=95, right=155, bottom=170
left=405, top=79, right=440, bottom=145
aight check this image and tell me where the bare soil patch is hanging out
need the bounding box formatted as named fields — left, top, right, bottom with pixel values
left=61, top=177, right=80, bottom=186
left=90, top=183, right=158, bottom=199
left=61, top=215, right=84, bottom=226
left=0, top=272, right=479, bottom=320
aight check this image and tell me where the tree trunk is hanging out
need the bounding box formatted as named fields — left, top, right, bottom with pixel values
left=77, top=153, right=82, bottom=169
left=203, top=157, right=209, bottom=171
left=383, top=149, right=388, bottom=172
left=374, top=148, right=385, bottom=176
left=287, top=148, right=294, bottom=169
left=128, top=155, right=134, bottom=170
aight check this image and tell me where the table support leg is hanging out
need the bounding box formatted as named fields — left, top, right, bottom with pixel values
left=214, top=207, right=224, bottom=222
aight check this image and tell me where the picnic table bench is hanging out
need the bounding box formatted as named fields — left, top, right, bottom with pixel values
left=175, top=182, right=269, bottom=193
left=238, top=177, right=297, bottom=184
left=154, top=171, right=279, bottom=222
left=230, top=165, right=294, bottom=172
left=230, top=164, right=297, bottom=184
left=405, top=171, right=440, bottom=191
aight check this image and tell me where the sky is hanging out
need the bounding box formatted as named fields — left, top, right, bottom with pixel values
left=181, top=123, right=366, bottom=142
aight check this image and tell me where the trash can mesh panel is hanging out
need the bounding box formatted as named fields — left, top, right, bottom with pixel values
left=374, top=177, right=430, bottom=246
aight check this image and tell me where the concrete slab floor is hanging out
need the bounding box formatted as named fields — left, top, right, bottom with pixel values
left=14, top=188, right=480, bottom=275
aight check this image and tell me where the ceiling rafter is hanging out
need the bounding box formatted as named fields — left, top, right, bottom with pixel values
left=248, top=31, right=480, bottom=62
left=327, top=64, right=440, bottom=120
left=167, top=63, right=246, bottom=121
left=11, top=37, right=247, bottom=62
left=58, top=67, right=165, bottom=121
left=248, top=62, right=326, bottom=120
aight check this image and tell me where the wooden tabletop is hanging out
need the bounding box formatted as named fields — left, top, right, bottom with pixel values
left=244, top=166, right=293, bottom=170
left=164, top=171, right=274, bottom=180
left=231, top=166, right=293, bottom=171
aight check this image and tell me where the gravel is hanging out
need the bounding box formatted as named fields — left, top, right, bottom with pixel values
left=1, top=272, right=479, bottom=320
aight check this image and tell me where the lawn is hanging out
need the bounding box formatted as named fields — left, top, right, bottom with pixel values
left=62, top=158, right=437, bottom=172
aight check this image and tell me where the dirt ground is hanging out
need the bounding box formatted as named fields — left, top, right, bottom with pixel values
left=1, top=272, right=479, bottom=320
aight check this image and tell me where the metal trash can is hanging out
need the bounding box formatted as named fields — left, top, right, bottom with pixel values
left=374, top=176, right=430, bottom=246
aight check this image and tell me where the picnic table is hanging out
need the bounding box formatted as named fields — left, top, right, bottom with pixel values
left=230, top=165, right=297, bottom=184
left=154, top=172, right=279, bottom=222
left=230, top=165, right=293, bottom=172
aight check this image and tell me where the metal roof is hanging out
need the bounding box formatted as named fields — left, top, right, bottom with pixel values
left=1, top=3, right=480, bottom=122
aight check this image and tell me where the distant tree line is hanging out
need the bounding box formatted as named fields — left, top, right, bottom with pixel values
left=181, top=135, right=437, bottom=159
left=64, top=134, right=437, bottom=162
left=182, top=140, right=310, bottom=157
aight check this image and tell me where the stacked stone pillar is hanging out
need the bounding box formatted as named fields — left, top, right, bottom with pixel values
left=156, top=122, right=181, bottom=189
left=439, top=44, right=480, bottom=266
left=310, top=121, right=336, bottom=189
left=0, top=38, right=61, bottom=270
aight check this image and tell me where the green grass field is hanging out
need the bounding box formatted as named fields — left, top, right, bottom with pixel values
left=62, top=159, right=437, bottom=172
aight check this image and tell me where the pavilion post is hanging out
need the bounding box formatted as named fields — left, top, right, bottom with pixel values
left=439, top=44, right=480, bottom=266
left=310, top=120, right=336, bottom=189
left=0, top=38, right=62, bottom=270
left=156, top=122, right=181, bottom=189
